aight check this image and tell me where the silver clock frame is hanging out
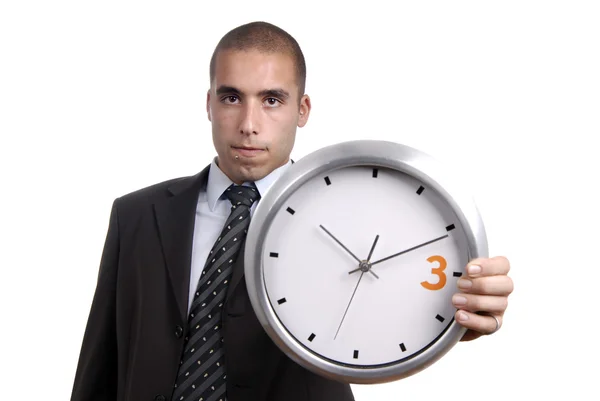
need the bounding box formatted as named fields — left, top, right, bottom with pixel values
left=244, top=140, right=488, bottom=384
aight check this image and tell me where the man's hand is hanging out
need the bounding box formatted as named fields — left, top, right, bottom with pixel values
left=452, top=256, right=514, bottom=341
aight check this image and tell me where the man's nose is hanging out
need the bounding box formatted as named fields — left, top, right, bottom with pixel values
left=238, top=100, right=260, bottom=135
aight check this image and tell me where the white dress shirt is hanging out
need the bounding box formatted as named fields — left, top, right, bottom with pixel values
left=187, top=158, right=292, bottom=313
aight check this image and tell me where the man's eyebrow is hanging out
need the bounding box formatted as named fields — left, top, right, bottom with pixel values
left=216, top=85, right=241, bottom=96
left=215, top=86, right=290, bottom=100
left=258, top=89, right=290, bottom=100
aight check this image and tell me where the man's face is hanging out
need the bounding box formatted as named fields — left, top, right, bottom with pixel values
left=207, top=49, right=311, bottom=184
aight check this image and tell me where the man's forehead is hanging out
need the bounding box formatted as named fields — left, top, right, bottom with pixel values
left=212, top=49, right=298, bottom=94
left=216, top=48, right=293, bottom=63
left=214, top=50, right=294, bottom=77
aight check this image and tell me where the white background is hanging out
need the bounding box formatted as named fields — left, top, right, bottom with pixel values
left=1, top=1, right=598, bottom=399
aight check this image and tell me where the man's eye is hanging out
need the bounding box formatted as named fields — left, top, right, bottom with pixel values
left=265, top=98, right=280, bottom=106
left=224, top=96, right=239, bottom=103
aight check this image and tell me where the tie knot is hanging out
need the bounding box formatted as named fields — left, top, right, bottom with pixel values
left=225, top=184, right=260, bottom=208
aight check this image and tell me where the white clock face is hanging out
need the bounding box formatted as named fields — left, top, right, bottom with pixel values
left=261, top=165, right=470, bottom=367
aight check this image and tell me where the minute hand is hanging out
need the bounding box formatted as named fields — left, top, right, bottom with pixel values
left=369, top=234, right=449, bottom=266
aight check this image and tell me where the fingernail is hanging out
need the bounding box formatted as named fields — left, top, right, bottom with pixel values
left=457, top=311, right=469, bottom=322
left=452, top=295, right=467, bottom=306
left=457, top=279, right=472, bottom=290
left=467, top=265, right=482, bottom=276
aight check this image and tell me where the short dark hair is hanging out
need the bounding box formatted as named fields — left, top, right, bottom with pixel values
left=209, top=21, right=307, bottom=98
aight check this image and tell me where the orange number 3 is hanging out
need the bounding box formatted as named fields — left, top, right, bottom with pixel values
left=421, top=255, right=447, bottom=290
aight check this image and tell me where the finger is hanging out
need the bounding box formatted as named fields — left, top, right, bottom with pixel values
left=452, top=293, right=508, bottom=315
left=457, top=275, right=514, bottom=296
left=466, top=255, right=510, bottom=278
left=455, top=310, right=502, bottom=335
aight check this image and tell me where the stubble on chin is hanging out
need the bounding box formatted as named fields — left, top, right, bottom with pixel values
left=216, top=156, right=267, bottom=184
left=234, top=162, right=270, bottom=183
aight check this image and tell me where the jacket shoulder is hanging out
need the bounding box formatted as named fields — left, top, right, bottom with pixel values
left=107, top=166, right=210, bottom=223
left=115, top=165, right=209, bottom=209
left=119, top=176, right=190, bottom=203
left=110, top=178, right=181, bottom=219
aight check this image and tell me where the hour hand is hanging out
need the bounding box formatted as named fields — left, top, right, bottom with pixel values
left=319, top=225, right=361, bottom=263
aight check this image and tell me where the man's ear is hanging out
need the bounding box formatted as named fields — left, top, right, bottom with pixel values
left=298, top=94, right=311, bottom=128
left=206, top=90, right=212, bottom=122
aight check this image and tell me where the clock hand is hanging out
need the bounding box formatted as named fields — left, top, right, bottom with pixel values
left=367, top=234, right=379, bottom=261
left=334, top=271, right=365, bottom=340
left=347, top=235, right=380, bottom=278
left=319, top=225, right=361, bottom=263
left=370, top=234, right=449, bottom=266
left=320, top=226, right=379, bottom=279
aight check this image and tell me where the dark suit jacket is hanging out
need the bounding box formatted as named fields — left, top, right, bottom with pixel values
left=70, top=165, right=355, bottom=401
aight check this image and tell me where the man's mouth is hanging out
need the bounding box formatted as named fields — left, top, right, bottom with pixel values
left=232, top=146, right=265, bottom=157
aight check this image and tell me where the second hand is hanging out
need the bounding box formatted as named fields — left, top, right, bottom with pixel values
left=334, top=271, right=365, bottom=340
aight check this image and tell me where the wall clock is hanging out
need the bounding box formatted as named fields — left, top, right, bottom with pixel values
left=244, top=139, right=488, bottom=384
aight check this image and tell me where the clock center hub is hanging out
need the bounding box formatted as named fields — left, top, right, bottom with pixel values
left=359, top=260, right=372, bottom=272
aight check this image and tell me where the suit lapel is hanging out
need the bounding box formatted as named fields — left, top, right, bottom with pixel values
left=153, top=165, right=210, bottom=321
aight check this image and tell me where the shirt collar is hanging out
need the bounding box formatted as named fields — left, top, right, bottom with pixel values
left=206, top=157, right=293, bottom=212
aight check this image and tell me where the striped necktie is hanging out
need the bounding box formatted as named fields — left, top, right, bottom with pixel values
left=171, top=184, right=260, bottom=401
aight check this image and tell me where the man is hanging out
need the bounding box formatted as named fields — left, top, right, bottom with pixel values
left=70, top=21, right=514, bottom=401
